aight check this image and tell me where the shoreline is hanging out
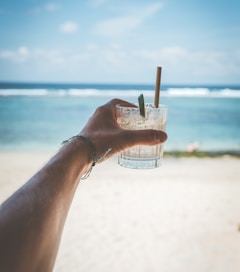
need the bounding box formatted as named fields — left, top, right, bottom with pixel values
left=164, top=150, right=240, bottom=158
left=1, top=148, right=240, bottom=158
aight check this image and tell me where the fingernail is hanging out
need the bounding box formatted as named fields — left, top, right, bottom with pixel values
left=159, top=131, right=167, bottom=142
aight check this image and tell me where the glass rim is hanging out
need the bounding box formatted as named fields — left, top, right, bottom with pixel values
left=116, top=103, right=168, bottom=109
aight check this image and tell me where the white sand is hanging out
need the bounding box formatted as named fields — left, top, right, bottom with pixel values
left=1, top=152, right=240, bottom=272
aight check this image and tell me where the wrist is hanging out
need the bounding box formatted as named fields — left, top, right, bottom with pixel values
left=61, top=135, right=112, bottom=179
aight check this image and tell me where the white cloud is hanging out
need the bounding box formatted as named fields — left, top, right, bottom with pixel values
left=132, top=47, right=240, bottom=83
left=0, top=50, right=15, bottom=60
left=135, top=2, right=164, bottom=18
left=133, top=47, right=188, bottom=64
left=45, top=3, right=61, bottom=12
left=86, top=43, right=99, bottom=51
left=28, top=2, right=61, bottom=14
left=60, top=21, right=79, bottom=34
left=0, top=47, right=64, bottom=64
left=34, top=49, right=65, bottom=64
left=19, top=46, right=30, bottom=57
left=94, top=2, right=163, bottom=38
left=1, top=46, right=240, bottom=84
left=90, top=0, right=108, bottom=8
left=95, top=17, right=140, bottom=37
left=0, top=46, right=30, bottom=62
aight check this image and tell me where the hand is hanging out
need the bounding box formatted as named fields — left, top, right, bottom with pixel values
left=80, top=99, right=167, bottom=160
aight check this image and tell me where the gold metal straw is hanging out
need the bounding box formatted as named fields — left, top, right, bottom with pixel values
left=154, top=66, right=162, bottom=108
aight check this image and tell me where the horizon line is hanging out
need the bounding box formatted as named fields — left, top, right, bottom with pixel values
left=0, top=81, right=240, bottom=87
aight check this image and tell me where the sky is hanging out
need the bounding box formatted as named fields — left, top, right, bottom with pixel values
left=0, top=0, right=240, bottom=85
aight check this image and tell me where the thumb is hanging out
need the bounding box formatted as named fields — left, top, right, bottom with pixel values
left=124, top=129, right=168, bottom=147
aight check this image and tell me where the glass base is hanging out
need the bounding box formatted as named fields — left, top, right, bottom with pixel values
left=118, top=156, right=162, bottom=169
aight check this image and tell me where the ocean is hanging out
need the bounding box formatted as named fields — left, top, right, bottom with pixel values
left=0, top=82, right=240, bottom=154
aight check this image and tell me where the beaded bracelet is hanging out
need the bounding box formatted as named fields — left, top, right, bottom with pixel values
left=62, top=135, right=112, bottom=179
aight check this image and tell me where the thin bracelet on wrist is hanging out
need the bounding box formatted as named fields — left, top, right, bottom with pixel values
left=61, top=135, right=112, bottom=179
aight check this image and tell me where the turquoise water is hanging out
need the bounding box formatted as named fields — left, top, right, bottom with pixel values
left=0, top=83, right=240, bottom=153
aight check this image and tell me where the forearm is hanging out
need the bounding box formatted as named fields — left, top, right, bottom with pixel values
left=0, top=138, right=91, bottom=272
left=0, top=98, right=168, bottom=272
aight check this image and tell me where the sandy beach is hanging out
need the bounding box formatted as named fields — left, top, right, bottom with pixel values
left=0, top=152, right=240, bottom=272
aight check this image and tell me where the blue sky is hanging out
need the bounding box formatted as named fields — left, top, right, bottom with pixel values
left=0, top=0, right=239, bottom=84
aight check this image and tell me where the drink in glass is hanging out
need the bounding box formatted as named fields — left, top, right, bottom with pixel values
left=116, top=103, right=167, bottom=169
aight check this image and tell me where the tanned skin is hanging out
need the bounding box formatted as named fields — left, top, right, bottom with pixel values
left=0, top=99, right=167, bottom=272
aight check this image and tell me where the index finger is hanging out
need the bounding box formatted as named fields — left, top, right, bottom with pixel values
left=106, top=98, right=137, bottom=109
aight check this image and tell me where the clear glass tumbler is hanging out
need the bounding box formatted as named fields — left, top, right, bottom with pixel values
left=116, top=103, right=168, bottom=169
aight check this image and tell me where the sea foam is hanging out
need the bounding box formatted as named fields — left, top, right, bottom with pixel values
left=0, top=87, right=240, bottom=98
